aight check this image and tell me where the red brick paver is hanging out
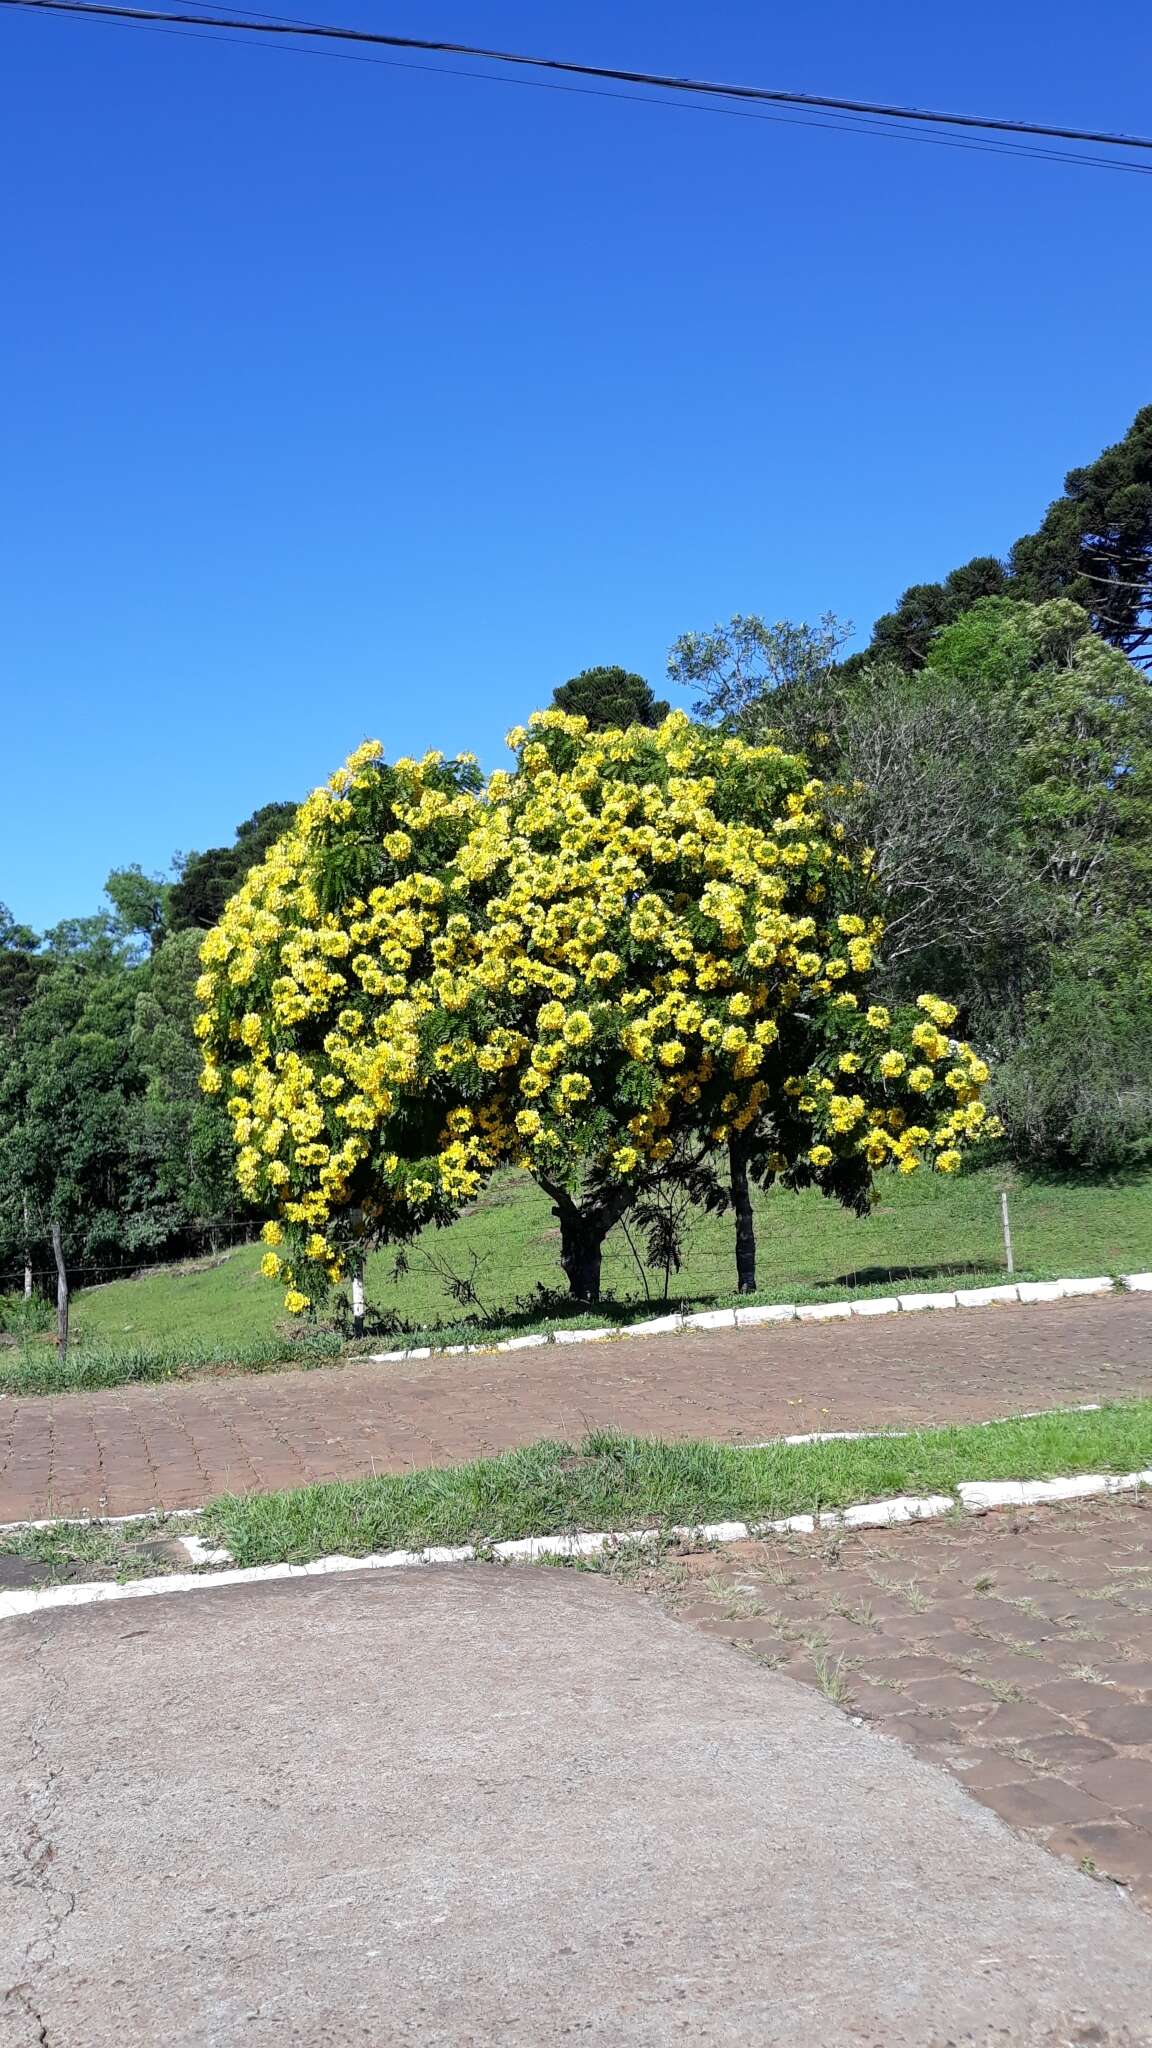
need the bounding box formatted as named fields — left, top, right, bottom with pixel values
left=659, top=1493, right=1152, bottom=1908
left=1, top=1295, right=1150, bottom=1518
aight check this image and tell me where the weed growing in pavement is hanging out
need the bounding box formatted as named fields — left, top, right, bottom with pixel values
left=868, top=1572, right=931, bottom=1612
left=811, top=1652, right=856, bottom=1706
left=744, top=1551, right=799, bottom=1588
left=833, top=1599, right=880, bottom=1630
left=973, top=1677, right=1027, bottom=1703
left=717, top=1593, right=768, bottom=1619
left=698, top=1574, right=769, bottom=1619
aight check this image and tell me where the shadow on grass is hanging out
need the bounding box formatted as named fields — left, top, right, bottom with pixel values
left=827, top=1260, right=1001, bottom=1290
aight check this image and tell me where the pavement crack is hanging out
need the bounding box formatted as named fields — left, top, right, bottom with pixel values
left=6, top=1621, right=76, bottom=2032
left=4, top=1983, right=50, bottom=2048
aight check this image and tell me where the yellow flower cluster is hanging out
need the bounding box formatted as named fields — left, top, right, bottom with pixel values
left=197, top=714, right=997, bottom=1307
left=196, top=739, right=486, bottom=1306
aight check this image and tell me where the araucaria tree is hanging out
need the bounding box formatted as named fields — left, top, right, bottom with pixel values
left=197, top=713, right=996, bottom=1310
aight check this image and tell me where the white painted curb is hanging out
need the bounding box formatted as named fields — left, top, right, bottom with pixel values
left=0, top=1507, right=203, bottom=1534
left=360, top=1273, right=1144, bottom=1366
left=4, top=1464, right=1150, bottom=1626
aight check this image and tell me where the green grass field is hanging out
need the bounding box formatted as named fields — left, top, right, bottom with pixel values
left=67, top=1162, right=1152, bottom=1356
left=204, top=1406, right=1152, bottom=1565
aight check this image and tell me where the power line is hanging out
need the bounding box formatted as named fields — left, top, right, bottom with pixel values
left=18, top=3, right=1152, bottom=180
left=8, top=0, right=1152, bottom=160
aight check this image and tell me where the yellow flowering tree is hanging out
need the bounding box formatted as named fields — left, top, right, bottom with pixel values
left=417, top=710, right=994, bottom=1296
left=194, top=740, right=486, bottom=1313
left=197, top=711, right=996, bottom=1312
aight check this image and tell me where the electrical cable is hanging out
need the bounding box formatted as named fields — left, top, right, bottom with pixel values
left=7, top=0, right=1152, bottom=168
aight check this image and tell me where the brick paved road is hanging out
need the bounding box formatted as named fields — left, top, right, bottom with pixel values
left=660, top=1491, right=1152, bottom=1909
left=1, top=1295, right=1149, bottom=1519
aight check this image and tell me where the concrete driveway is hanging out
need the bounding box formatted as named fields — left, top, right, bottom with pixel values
left=4, top=1567, right=1151, bottom=2047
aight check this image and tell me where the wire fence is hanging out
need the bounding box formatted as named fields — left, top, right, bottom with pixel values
left=0, top=1220, right=259, bottom=1296
left=2, top=1175, right=1143, bottom=1315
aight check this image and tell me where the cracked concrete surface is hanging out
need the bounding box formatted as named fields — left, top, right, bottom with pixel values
left=3, top=1567, right=1152, bottom=2046
left=3, top=1629, right=77, bottom=2048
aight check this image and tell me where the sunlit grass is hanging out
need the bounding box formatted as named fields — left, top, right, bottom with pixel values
left=0, top=1329, right=341, bottom=1396
left=64, top=1164, right=1152, bottom=1364
left=205, top=1404, right=1152, bottom=1566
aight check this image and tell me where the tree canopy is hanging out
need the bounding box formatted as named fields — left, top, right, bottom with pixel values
left=550, top=665, right=669, bottom=729
left=679, top=592, right=1152, bottom=1171
left=856, top=406, right=1152, bottom=673
left=197, top=715, right=994, bottom=1308
left=168, top=802, right=299, bottom=933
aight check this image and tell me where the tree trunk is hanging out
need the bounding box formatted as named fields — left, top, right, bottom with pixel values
left=50, top=1220, right=69, bottom=1357
left=537, top=1177, right=634, bottom=1305
left=351, top=1270, right=366, bottom=1341
left=729, top=1139, right=757, bottom=1294
left=558, top=1210, right=605, bottom=1303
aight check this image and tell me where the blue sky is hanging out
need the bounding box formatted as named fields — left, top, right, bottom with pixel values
left=3, top=0, right=1150, bottom=931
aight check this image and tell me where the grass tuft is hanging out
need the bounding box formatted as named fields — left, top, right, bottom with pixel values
left=0, top=1514, right=201, bottom=1584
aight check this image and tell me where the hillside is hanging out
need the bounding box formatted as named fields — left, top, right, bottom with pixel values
left=70, top=1165, right=1152, bottom=1352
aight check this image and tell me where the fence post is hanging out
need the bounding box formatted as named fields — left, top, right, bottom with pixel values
left=351, top=1270, right=365, bottom=1341
left=50, top=1221, right=70, bottom=1356
left=999, top=1189, right=1015, bottom=1277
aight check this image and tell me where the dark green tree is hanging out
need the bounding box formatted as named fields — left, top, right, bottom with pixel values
left=0, top=909, right=47, bottom=1295
left=168, top=801, right=298, bottom=932
left=854, top=407, right=1152, bottom=673
left=0, top=904, right=262, bottom=1289
left=104, top=865, right=171, bottom=955
left=550, top=665, right=669, bottom=729
left=130, top=929, right=241, bottom=1238
left=859, top=558, right=1008, bottom=673
left=0, top=907, right=44, bottom=1035
left=1, top=956, right=141, bottom=1277
left=1010, top=405, right=1152, bottom=663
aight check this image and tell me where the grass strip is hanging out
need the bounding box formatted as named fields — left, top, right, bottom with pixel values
left=0, top=1515, right=201, bottom=1585
left=204, top=1403, right=1152, bottom=1566
left=0, top=1330, right=342, bottom=1396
